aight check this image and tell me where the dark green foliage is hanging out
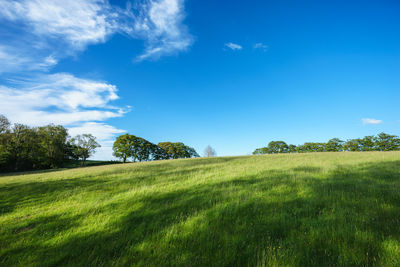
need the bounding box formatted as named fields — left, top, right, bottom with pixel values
left=375, top=132, right=400, bottom=151
left=254, top=133, right=400, bottom=155
left=344, top=139, right=362, bottom=152
left=0, top=115, right=100, bottom=172
left=326, top=138, right=344, bottom=152
left=267, top=141, right=289, bottom=154
left=113, top=134, right=166, bottom=162
left=287, top=144, right=297, bottom=153
left=298, top=142, right=326, bottom=153
left=112, top=134, right=198, bottom=162
left=360, top=135, right=376, bottom=151
left=158, top=142, right=199, bottom=159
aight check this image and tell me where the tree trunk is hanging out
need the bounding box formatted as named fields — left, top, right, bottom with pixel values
left=81, top=157, right=86, bottom=167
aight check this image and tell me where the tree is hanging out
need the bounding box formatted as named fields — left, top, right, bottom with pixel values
left=70, top=134, right=100, bottom=166
left=268, top=141, right=289, bottom=154
left=360, top=135, right=376, bottom=151
left=288, top=144, right=297, bottom=153
left=253, top=147, right=269, bottom=155
left=37, top=125, right=69, bottom=168
left=326, top=138, right=344, bottom=152
left=158, top=142, right=199, bottom=159
left=344, top=139, right=362, bottom=152
left=113, top=134, right=167, bottom=162
left=204, top=145, right=216, bottom=157
left=0, top=115, right=12, bottom=171
left=149, top=143, right=167, bottom=160
left=9, top=124, right=38, bottom=171
left=113, top=134, right=135, bottom=163
left=375, top=132, right=400, bottom=151
left=0, top=115, right=10, bottom=133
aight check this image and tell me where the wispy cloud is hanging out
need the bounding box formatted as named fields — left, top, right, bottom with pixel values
left=0, top=0, right=114, bottom=48
left=225, top=42, right=242, bottom=51
left=0, top=0, right=193, bottom=158
left=0, top=0, right=193, bottom=68
left=133, top=0, right=193, bottom=61
left=362, top=118, right=383, bottom=125
left=254, top=42, right=268, bottom=51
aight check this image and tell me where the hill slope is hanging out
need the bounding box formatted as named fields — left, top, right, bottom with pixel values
left=1, top=152, right=400, bottom=266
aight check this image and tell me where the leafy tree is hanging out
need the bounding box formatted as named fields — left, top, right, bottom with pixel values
left=326, top=138, right=344, bottom=152
left=186, top=146, right=200, bottom=158
left=113, top=134, right=169, bottom=162
left=360, top=136, right=376, bottom=151
left=113, top=134, right=135, bottom=163
left=253, top=147, right=269, bottom=155
left=375, top=132, right=400, bottom=151
left=9, top=124, right=38, bottom=171
left=37, top=125, right=69, bottom=168
left=204, top=145, right=216, bottom=157
left=0, top=115, right=10, bottom=133
left=70, top=134, right=100, bottom=166
left=158, top=142, right=199, bottom=159
left=267, top=141, right=289, bottom=154
left=150, top=143, right=167, bottom=160
left=296, top=142, right=326, bottom=153
left=137, top=138, right=154, bottom=162
left=344, top=139, right=362, bottom=152
left=288, top=144, right=297, bottom=153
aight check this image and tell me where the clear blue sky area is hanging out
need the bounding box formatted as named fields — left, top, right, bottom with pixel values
left=1, top=0, right=399, bottom=158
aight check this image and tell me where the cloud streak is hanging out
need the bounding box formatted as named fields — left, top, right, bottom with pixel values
left=254, top=42, right=268, bottom=51
left=0, top=0, right=193, bottom=66
left=362, top=118, right=382, bottom=125
left=225, top=42, right=242, bottom=51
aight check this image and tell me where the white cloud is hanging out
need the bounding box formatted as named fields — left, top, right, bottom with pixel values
left=0, top=73, right=128, bottom=159
left=0, top=0, right=115, bottom=49
left=254, top=42, right=268, bottom=51
left=68, top=122, right=126, bottom=160
left=0, top=0, right=194, bottom=159
left=225, top=42, right=242, bottom=51
left=362, top=118, right=382, bottom=125
left=0, top=0, right=193, bottom=67
left=69, top=122, right=125, bottom=143
left=133, top=0, right=193, bottom=61
left=0, top=73, right=126, bottom=125
left=0, top=45, right=58, bottom=73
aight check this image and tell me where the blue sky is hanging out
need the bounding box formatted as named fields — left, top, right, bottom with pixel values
left=0, top=0, right=399, bottom=159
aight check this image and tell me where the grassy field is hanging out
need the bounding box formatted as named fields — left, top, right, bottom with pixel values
left=1, top=152, right=400, bottom=266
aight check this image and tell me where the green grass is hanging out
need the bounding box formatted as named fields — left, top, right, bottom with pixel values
left=1, top=152, right=400, bottom=266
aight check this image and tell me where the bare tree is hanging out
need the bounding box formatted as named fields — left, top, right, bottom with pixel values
left=204, top=145, right=216, bottom=157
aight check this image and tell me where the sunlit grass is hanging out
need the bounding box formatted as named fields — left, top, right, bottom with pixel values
left=1, top=152, right=400, bottom=266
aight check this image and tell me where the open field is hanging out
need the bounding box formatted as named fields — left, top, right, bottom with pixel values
left=1, top=152, right=400, bottom=266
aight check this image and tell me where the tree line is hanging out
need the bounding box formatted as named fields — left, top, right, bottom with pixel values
left=0, top=115, right=199, bottom=172
left=112, top=134, right=199, bottom=162
left=253, top=133, right=400, bottom=155
left=0, top=115, right=101, bottom=172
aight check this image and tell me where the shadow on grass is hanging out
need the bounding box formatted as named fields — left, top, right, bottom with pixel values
left=0, top=160, right=122, bottom=177
left=1, top=159, right=400, bottom=266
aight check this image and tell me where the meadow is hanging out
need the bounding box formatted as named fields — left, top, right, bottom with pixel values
left=1, top=152, right=400, bottom=266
